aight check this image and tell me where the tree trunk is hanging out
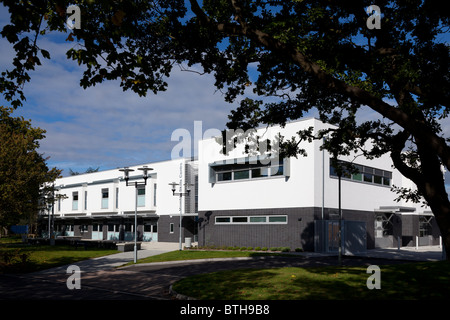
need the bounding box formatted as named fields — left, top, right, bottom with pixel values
left=392, top=138, right=450, bottom=260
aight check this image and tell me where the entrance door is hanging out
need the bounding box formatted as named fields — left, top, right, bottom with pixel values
left=374, top=213, right=394, bottom=247
left=143, top=224, right=158, bottom=242
left=327, top=221, right=340, bottom=252
left=92, top=224, right=103, bottom=240
left=107, top=224, right=120, bottom=240
left=124, top=223, right=134, bottom=241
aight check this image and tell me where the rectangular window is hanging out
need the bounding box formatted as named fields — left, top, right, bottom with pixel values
left=373, top=175, right=383, bottom=184
left=216, top=217, right=231, bottom=223
left=234, top=170, right=250, bottom=180
left=232, top=217, right=248, bottom=223
left=217, top=171, right=232, bottom=181
left=270, top=165, right=284, bottom=176
left=153, top=183, right=157, bottom=207
left=137, top=188, right=145, bottom=207
left=251, top=167, right=269, bottom=178
left=249, top=216, right=267, bottom=223
left=330, top=161, right=391, bottom=187
left=215, top=215, right=287, bottom=225
left=84, top=191, right=88, bottom=210
left=170, top=223, right=174, bottom=233
left=101, top=188, right=109, bottom=209
left=72, top=192, right=78, bottom=210
left=363, top=173, right=373, bottom=183
left=268, top=216, right=287, bottom=223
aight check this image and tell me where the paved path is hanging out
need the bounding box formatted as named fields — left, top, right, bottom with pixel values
left=0, top=244, right=445, bottom=300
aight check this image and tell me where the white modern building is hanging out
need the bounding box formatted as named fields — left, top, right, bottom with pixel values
left=47, top=158, right=198, bottom=244
left=197, top=118, right=441, bottom=252
left=43, top=117, right=441, bottom=252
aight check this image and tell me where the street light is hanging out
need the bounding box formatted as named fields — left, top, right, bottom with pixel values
left=169, top=181, right=192, bottom=251
left=119, top=166, right=153, bottom=263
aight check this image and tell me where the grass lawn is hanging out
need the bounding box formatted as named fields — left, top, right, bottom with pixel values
left=0, top=237, right=118, bottom=273
left=172, top=260, right=450, bottom=300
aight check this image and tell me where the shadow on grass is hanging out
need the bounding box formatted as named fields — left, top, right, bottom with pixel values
left=0, top=244, right=118, bottom=274
left=172, top=261, right=450, bottom=300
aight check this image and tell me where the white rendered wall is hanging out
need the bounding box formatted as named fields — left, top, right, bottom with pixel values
left=54, top=158, right=189, bottom=218
left=198, top=118, right=428, bottom=214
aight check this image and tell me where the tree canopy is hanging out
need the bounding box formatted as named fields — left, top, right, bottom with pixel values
left=0, top=106, right=61, bottom=229
left=0, top=0, right=449, bottom=257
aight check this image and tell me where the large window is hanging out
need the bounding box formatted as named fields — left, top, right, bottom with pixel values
left=212, top=158, right=286, bottom=183
left=215, top=215, right=288, bottom=225
left=72, top=192, right=78, bottom=210
left=137, top=187, right=145, bottom=207
left=330, top=160, right=392, bottom=187
left=101, top=188, right=109, bottom=209
left=419, top=216, right=433, bottom=237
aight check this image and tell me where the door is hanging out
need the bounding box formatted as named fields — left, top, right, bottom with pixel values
left=143, top=224, right=158, bottom=242
left=92, top=224, right=103, bottom=240
left=107, top=224, right=120, bottom=240
left=327, top=221, right=340, bottom=252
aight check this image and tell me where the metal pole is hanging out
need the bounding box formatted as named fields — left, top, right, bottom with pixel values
left=179, top=193, right=182, bottom=251
left=338, top=173, right=342, bottom=265
left=134, top=182, right=138, bottom=264
left=322, top=138, right=325, bottom=220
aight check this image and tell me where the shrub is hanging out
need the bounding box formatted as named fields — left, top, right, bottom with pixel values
left=280, top=247, right=291, bottom=252
left=261, top=247, right=268, bottom=251
left=295, top=248, right=303, bottom=252
left=254, top=247, right=261, bottom=251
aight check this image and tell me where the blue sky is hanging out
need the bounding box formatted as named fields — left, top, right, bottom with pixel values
left=0, top=5, right=449, bottom=197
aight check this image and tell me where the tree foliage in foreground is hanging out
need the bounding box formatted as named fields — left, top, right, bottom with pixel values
left=0, top=106, right=61, bottom=230
left=0, top=0, right=449, bottom=257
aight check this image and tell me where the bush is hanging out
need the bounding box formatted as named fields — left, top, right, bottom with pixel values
left=254, top=247, right=261, bottom=251
left=295, top=248, right=303, bottom=252
left=261, top=247, right=268, bottom=251
left=280, top=247, right=291, bottom=252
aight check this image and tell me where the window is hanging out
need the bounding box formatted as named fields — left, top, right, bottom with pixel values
left=249, top=216, right=266, bottom=223
left=217, top=172, right=232, bottom=181
left=137, top=187, right=145, bottom=207
left=153, top=183, right=157, bottom=207
left=270, top=165, right=284, bottom=176
left=330, top=160, right=392, bottom=187
left=216, top=217, right=231, bottom=223
left=268, top=216, right=288, bottom=223
left=84, top=191, right=88, bottom=210
left=115, top=187, right=119, bottom=209
left=252, top=167, right=269, bottom=178
left=234, top=170, right=250, bottom=180
left=170, top=223, right=174, bottom=233
left=211, top=157, right=287, bottom=183
left=72, top=192, right=78, bottom=210
left=101, top=188, right=109, bottom=209
left=215, top=215, right=288, bottom=225
left=419, top=216, right=433, bottom=237
left=232, top=216, right=248, bottom=223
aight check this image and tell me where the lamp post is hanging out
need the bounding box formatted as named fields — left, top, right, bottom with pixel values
left=169, top=181, right=192, bottom=251
left=119, top=166, right=153, bottom=263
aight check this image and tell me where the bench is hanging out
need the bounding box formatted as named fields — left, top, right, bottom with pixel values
left=116, top=242, right=141, bottom=252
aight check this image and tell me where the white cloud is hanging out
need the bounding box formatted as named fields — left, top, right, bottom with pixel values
left=1, top=32, right=234, bottom=175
